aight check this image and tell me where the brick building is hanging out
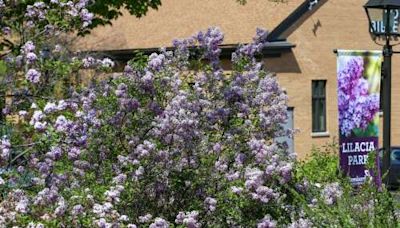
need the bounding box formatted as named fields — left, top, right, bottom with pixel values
left=76, top=0, right=400, bottom=159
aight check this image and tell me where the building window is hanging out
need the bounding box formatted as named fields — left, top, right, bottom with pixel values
left=312, top=80, right=326, bottom=132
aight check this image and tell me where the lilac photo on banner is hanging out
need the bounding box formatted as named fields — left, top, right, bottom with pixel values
left=337, top=50, right=382, bottom=186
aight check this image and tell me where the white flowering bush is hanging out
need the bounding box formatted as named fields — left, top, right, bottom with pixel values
left=0, top=1, right=398, bottom=227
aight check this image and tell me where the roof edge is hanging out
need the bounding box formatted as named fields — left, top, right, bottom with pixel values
left=86, top=41, right=296, bottom=61
left=267, top=0, right=325, bottom=41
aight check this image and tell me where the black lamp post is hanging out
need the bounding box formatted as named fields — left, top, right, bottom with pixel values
left=364, top=0, right=400, bottom=183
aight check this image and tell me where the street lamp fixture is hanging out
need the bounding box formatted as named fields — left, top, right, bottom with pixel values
left=364, top=0, right=400, bottom=185
left=365, top=0, right=400, bottom=36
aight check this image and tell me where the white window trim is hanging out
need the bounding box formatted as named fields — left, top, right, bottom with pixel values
left=311, top=132, right=330, bottom=138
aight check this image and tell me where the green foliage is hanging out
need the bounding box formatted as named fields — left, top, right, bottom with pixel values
left=293, top=144, right=400, bottom=227
left=296, top=142, right=340, bottom=183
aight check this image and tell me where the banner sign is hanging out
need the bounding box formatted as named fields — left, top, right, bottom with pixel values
left=337, top=50, right=382, bottom=186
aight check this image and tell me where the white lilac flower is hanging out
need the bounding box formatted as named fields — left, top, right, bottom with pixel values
left=30, top=110, right=45, bottom=126
left=288, top=218, right=313, bottom=228
left=18, top=110, right=28, bottom=116
left=15, top=199, right=29, bottom=214
left=34, top=121, right=47, bottom=131
left=101, top=58, right=115, bottom=68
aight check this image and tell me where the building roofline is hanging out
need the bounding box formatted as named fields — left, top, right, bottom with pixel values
left=88, top=41, right=295, bottom=61
left=267, top=0, right=325, bottom=41
left=84, top=0, right=324, bottom=61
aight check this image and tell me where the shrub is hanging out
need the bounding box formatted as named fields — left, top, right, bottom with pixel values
left=0, top=1, right=398, bottom=227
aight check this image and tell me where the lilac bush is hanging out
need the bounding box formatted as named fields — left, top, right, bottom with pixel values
left=0, top=1, right=300, bottom=223
left=337, top=57, right=379, bottom=136
left=0, top=14, right=301, bottom=225
left=0, top=1, right=397, bottom=227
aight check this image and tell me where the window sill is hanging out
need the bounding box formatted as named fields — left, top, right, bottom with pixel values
left=311, top=132, right=330, bottom=138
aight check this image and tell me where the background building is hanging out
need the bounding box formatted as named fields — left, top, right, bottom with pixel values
left=76, top=0, right=400, bottom=159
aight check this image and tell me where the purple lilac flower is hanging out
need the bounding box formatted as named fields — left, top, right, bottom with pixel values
left=204, top=197, right=217, bottom=212
left=148, top=53, right=165, bottom=71
left=25, top=2, right=47, bottom=21
left=71, top=204, right=84, bottom=216
left=124, top=65, right=134, bottom=76
left=175, top=211, right=200, bottom=228
left=139, top=214, right=153, bottom=223
left=115, top=83, right=128, bottom=97
left=337, top=57, right=379, bottom=136
left=253, top=28, right=269, bottom=44
left=231, top=186, right=243, bottom=194
left=0, top=137, right=11, bottom=162
left=321, top=182, right=343, bottom=205
left=252, top=186, right=278, bottom=203
left=245, top=167, right=264, bottom=190
left=82, top=56, right=96, bottom=68
left=44, top=102, right=57, bottom=114
left=22, top=41, right=36, bottom=53
left=47, top=147, right=62, bottom=160
left=26, top=69, right=41, bottom=83
left=80, top=9, right=93, bottom=27
left=2, top=27, right=11, bottom=36
left=257, top=215, right=277, bottom=228
left=196, top=27, right=224, bottom=69
left=26, top=52, right=37, bottom=64
left=149, top=218, right=169, bottom=228
left=119, top=98, right=139, bottom=112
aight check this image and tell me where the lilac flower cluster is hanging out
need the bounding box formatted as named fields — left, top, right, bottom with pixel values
left=257, top=215, right=277, bottom=228
left=82, top=56, right=115, bottom=69
left=0, top=28, right=297, bottom=227
left=25, top=2, right=48, bottom=21
left=0, top=137, right=11, bottom=164
left=175, top=211, right=201, bottom=228
left=337, top=57, right=380, bottom=136
left=321, top=182, right=343, bottom=205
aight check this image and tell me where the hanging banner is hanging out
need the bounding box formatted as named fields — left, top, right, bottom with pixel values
left=337, top=50, right=382, bottom=186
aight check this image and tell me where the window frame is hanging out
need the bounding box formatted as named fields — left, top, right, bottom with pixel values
left=311, top=80, right=327, bottom=133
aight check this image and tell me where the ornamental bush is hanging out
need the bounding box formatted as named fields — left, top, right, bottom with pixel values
left=0, top=1, right=398, bottom=227
left=0, top=23, right=299, bottom=226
